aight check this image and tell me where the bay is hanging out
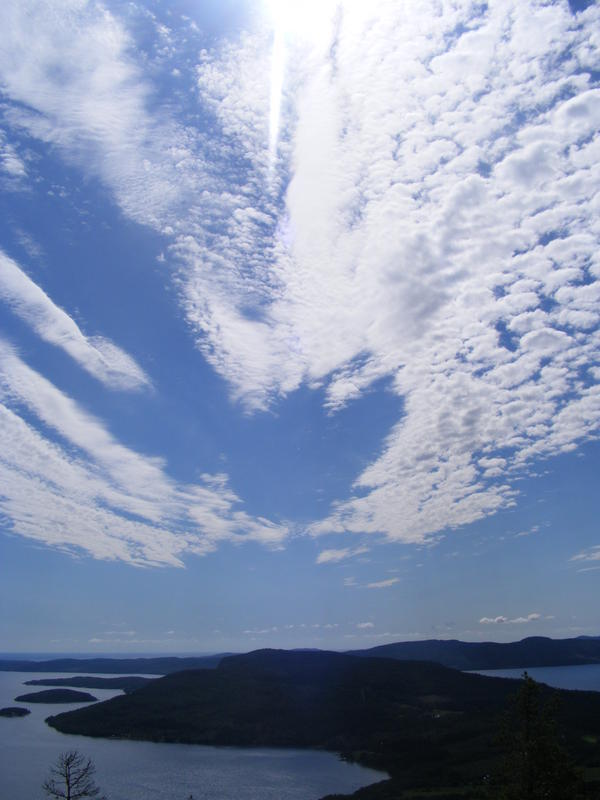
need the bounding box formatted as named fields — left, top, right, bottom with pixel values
left=471, top=662, right=600, bottom=692
left=0, top=671, right=387, bottom=800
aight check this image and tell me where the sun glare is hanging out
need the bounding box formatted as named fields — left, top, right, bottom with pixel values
left=265, top=0, right=339, bottom=40
left=265, top=0, right=340, bottom=174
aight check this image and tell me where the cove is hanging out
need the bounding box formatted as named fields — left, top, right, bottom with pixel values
left=0, top=671, right=387, bottom=800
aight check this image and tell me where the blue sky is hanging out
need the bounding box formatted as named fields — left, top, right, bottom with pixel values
left=0, top=0, right=599, bottom=654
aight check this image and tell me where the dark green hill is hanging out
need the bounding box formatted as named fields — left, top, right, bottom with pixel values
left=47, top=649, right=516, bottom=748
left=46, top=648, right=600, bottom=797
left=24, top=676, right=152, bottom=692
left=15, top=689, right=97, bottom=703
left=347, top=636, right=600, bottom=670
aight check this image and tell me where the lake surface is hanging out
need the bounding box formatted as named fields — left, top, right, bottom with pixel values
left=472, top=663, right=600, bottom=692
left=0, top=671, right=387, bottom=800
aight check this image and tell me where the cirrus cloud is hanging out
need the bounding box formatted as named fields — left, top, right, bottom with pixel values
left=0, top=340, right=288, bottom=566
left=0, top=250, right=151, bottom=391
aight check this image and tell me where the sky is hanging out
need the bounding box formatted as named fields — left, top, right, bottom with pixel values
left=0, top=0, right=599, bottom=655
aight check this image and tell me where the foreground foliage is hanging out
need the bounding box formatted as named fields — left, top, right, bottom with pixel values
left=490, top=672, right=582, bottom=799
left=43, top=751, right=105, bottom=800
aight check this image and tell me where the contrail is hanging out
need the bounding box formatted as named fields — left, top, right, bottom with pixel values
left=268, top=12, right=285, bottom=175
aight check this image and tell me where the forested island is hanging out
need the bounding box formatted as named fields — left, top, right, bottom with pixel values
left=46, top=649, right=600, bottom=798
left=0, top=706, right=30, bottom=717
left=15, top=689, right=97, bottom=703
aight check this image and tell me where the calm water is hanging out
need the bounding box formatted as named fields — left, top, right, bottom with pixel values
left=0, top=671, right=386, bottom=800
left=472, top=663, right=600, bottom=692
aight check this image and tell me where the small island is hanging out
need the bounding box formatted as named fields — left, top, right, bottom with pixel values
left=0, top=706, right=31, bottom=717
left=15, top=689, right=97, bottom=704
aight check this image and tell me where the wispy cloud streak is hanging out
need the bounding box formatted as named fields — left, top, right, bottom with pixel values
left=571, top=545, right=600, bottom=563
left=0, top=342, right=288, bottom=565
left=365, top=578, right=399, bottom=590
left=0, top=251, right=150, bottom=391
left=316, top=546, right=369, bottom=564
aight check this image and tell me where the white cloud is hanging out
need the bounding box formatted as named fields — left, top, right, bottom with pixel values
left=510, top=613, right=542, bottom=624
left=0, top=130, right=26, bottom=178
left=0, top=0, right=198, bottom=230
left=516, top=525, right=541, bottom=538
left=479, top=612, right=542, bottom=625
left=89, top=635, right=200, bottom=646
left=243, top=626, right=279, bottom=636
left=0, top=0, right=598, bottom=558
left=366, top=577, right=399, bottom=589
left=571, top=545, right=600, bottom=563
left=316, top=545, right=369, bottom=564
left=0, top=342, right=288, bottom=566
left=356, top=621, right=374, bottom=629
left=0, top=250, right=150, bottom=391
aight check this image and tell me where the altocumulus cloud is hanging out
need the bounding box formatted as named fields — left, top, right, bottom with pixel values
left=0, top=129, right=27, bottom=180
left=0, top=0, right=599, bottom=561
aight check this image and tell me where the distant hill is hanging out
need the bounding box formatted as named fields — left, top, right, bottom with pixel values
left=47, top=649, right=600, bottom=794
left=2, top=636, right=600, bottom=676
left=15, top=689, right=97, bottom=703
left=347, top=636, right=600, bottom=670
left=0, top=654, right=227, bottom=674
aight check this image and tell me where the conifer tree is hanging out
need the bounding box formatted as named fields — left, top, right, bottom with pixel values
left=492, top=672, right=581, bottom=799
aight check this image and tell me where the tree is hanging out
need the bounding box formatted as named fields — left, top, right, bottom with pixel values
left=491, top=672, right=581, bottom=799
left=43, top=751, right=106, bottom=800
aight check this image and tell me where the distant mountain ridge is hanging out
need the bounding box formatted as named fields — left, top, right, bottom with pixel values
left=347, top=635, right=600, bottom=670
left=1, top=636, right=599, bottom=674
left=0, top=654, right=226, bottom=674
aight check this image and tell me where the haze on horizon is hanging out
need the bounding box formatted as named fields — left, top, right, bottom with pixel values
left=0, top=0, right=598, bottom=655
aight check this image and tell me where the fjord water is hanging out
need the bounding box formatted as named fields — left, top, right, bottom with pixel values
left=0, top=671, right=386, bottom=800
left=472, top=663, right=600, bottom=692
